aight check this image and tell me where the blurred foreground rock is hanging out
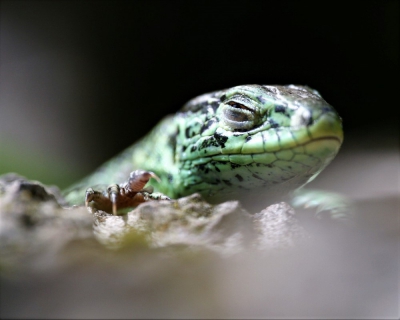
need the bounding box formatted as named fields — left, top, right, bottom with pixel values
left=0, top=174, right=308, bottom=269
left=0, top=173, right=398, bottom=319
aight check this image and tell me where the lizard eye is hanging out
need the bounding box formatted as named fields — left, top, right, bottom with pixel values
left=222, top=101, right=256, bottom=131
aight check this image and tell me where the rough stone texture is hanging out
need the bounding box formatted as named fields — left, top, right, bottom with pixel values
left=0, top=174, right=308, bottom=272
left=94, top=193, right=257, bottom=255
left=1, top=173, right=397, bottom=319
left=254, top=202, right=309, bottom=249
left=0, top=174, right=95, bottom=272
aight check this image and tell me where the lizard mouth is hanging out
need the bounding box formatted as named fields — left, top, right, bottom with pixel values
left=187, top=135, right=342, bottom=169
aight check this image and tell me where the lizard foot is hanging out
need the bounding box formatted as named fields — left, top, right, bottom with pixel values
left=85, top=170, right=170, bottom=215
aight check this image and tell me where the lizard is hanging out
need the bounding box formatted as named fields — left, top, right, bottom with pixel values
left=63, top=84, right=344, bottom=215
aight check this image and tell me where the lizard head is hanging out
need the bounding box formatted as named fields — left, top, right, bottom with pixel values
left=177, top=84, right=343, bottom=205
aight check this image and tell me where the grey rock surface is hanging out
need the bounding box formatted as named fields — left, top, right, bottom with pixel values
left=0, top=174, right=308, bottom=271
left=0, top=172, right=397, bottom=319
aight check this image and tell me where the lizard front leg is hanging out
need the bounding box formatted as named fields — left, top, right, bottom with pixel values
left=85, top=170, right=170, bottom=215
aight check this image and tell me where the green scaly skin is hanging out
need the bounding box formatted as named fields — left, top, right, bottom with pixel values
left=64, top=84, right=343, bottom=211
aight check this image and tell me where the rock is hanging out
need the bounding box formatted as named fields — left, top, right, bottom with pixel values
left=0, top=174, right=309, bottom=272
left=94, top=193, right=255, bottom=255
left=0, top=174, right=94, bottom=272
left=254, top=202, right=309, bottom=249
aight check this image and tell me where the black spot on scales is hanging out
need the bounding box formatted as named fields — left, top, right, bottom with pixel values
left=220, top=94, right=226, bottom=101
left=257, top=95, right=266, bottom=103
left=210, top=101, right=219, bottom=110
left=195, top=101, right=211, bottom=112
left=230, top=163, right=241, bottom=169
left=252, top=173, right=264, bottom=180
left=200, top=119, right=217, bottom=134
left=306, top=118, right=314, bottom=126
left=213, top=132, right=228, bottom=148
left=190, top=145, right=197, bottom=152
left=168, top=129, right=179, bottom=162
left=235, top=174, right=244, bottom=182
left=185, top=127, right=191, bottom=138
left=200, top=137, right=219, bottom=149
left=245, top=136, right=252, bottom=142
left=269, top=119, right=279, bottom=129
left=223, top=179, right=232, bottom=186
left=275, top=105, right=286, bottom=113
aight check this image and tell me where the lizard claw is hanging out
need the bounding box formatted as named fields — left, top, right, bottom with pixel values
left=107, top=185, right=120, bottom=215
left=85, top=188, right=94, bottom=207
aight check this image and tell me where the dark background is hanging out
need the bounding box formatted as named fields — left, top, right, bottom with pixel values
left=0, top=0, right=398, bottom=187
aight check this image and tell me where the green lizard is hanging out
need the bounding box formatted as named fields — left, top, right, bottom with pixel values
left=64, top=84, right=344, bottom=215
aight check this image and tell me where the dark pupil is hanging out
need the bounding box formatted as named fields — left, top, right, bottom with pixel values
left=228, top=102, right=246, bottom=109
